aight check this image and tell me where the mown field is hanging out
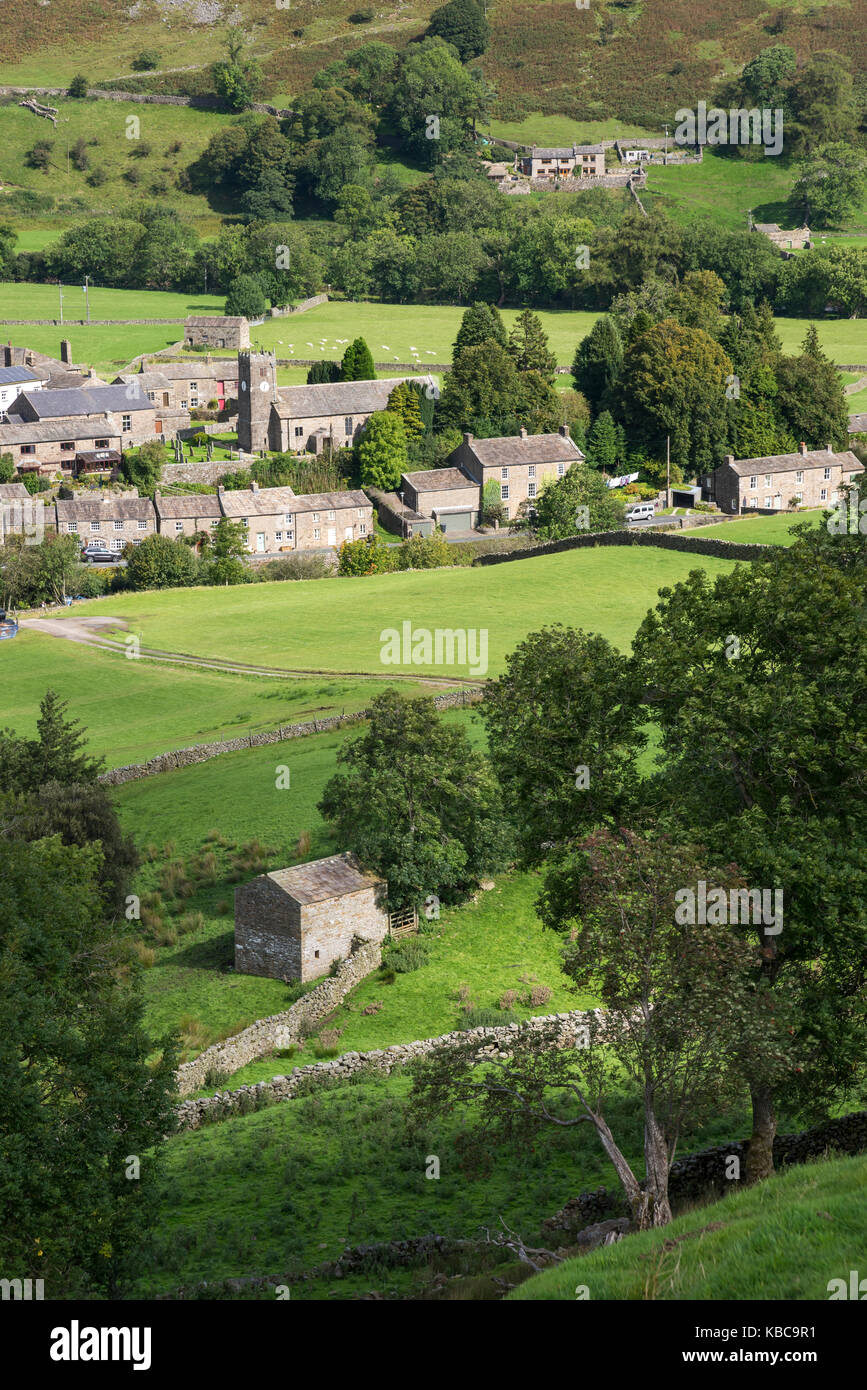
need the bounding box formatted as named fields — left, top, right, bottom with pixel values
left=513, top=1153, right=867, bottom=1301
left=0, top=282, right=224, bottom=319
left=62, top=546, right=740, bottom=676
left=695, top=511, right=823, bottom=544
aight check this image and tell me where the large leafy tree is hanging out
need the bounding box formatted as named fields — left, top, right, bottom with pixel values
left=355, top=410, right=407, bottom=490
left=123, top=534, right=200, bottom=592
left=631, top=541, right=867, bottom=1178
left=318, top=690, right=511, bottom=909
left=531, top=462, right=625, bottom=538
left=439, top=340, right=561, bottom=434
left=791, top=143, right=867, bottom=228
left=427, top=0, right=489, bottom=61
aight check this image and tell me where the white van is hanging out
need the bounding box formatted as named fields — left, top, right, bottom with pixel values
left=625, top=501, right=656, bottom=524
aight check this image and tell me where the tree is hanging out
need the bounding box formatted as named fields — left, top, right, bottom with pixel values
left=824, top=247, right=867, bottom=318
left=439, top=340, right=560, bottom=435
left=224, top=272, right=267, bottom=318
left=121, top=438, right=164, bottom=494
left=734, top=44, right=796, bottom=110
left=631, top=544, right=867, bottom=1177
left=0, top=452, right=15, bottom=483
left=202, top=518, right=249, bottom=585
left=507, top=308, right=556, bottom=379
left=531, top=463, right=625, bottom=539
left=666, top=269, right=727, bottom=335
left=318, top=689, right=511, bottom=910
left=341, top=336, right=376, bottom=380
left=67, top=74, right=89, bottom=97
left=131, top=49, right=161, bottom=71
left=791, top=143, right=867, bottom=228
left=774, top=325, right=849, bottom=448
left=571, top=316, right=623, bottom=415
left=480, top=626, right=643, bottom=864
left=35, top=533, right=80, bottom=606
left=584, top=410, right=623, bottom=472
left=123, top=534, right=200, bottom=591
left=355, top=410, right=407, bottom=490
left=0, top=223, right=17, bottom=280
left=306, top=359, right=342, bottom=384
left=452, top=301, right=508, bottom=356
left=47, top=218, right=146, bottom=287
left=617, top=318, right=732, bottom=472
left=787, top=52, right=859, bottom=154
left=0, top=688, right=102, bottom=795
left=386, top=381, right=425, bottom=440
left=0, top=834, right=177, bottom=1297
left=212, top=30, right=264, bottom=111
left=390, top=38, right=493, bottom=165
left=427, top=0, right=489, bottom=61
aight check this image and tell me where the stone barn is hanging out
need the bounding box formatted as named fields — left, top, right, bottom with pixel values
left=234, top=852, right=389, bottom=982
left=184, top=316, right=250, bottom=351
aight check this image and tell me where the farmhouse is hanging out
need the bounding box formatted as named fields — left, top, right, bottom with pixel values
left=234, top=851, right=389, bottom=982
left=237, top=350, right=435, bottom=454
left=217, top=481, right=373, bottom=552
left=520, top=145, right=605, bottom=178
left=55, top=495, right=156, bottom=553
left=0, top=383, right=168, bottom=475
left=184, top=315, right=250, bottom=351
left=400, top=466, right=481, bottom=534
left=710, top=444, right=864, bottom=513
left=449, top=426, right=584, bottom=520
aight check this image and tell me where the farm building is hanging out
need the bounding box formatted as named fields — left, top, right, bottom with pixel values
left=234, top=851, right=389, bottom=982
left=184, top=316, right=250, bottom=351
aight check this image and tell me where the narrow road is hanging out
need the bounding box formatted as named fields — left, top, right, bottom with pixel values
left=18, top=615, right=484, bottom=688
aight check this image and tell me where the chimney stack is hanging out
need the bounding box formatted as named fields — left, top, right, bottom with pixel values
left=519, top=426, right=528, bottom=439
left=725, top=454, right=734, bottom=466
left=463, top=432, right=473, bottom=447
left=827, top=444, right=834, bottom=455
left=60, top=338, right=72, bottom=365
left=250, top=481, right=259, bottom=492
left=799, top=441, right=807, bottom=455
left=559, top=424, right=569, bottom=438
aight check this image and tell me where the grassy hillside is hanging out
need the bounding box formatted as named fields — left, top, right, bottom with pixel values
left=0, top=283, right=224, bottom=319
left=511, top=1153, right=867, bottom=1300
left=695, top=511, right=823, bottom=544
left=64, top=546, right=740, bottom=675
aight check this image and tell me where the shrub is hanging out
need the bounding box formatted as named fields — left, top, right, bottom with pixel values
left=67, top=74, right=89, bottom=97
left=348, top=6, right=375, bottom=19
left=313, top=1028, right=343, bottom=1057
left=132, top=941, right=156, bottom=968
left=338, top=536, right=395, bottom=577
left=87, top=166, right=108, bottom=188
left=460, top=1007, right=516, bottom=1030
left=202, top=1067, right=230, bottom=1091
left=132, top=49, right=162, bottom=71
left=361, top=1001, right=383, bottom=1015
left=215, top=897, right=232, bottom=915
left=523, top=984, right=552, bottom=1007
left=395, top=530, right=454, bottom=570
left=498, top=989, right=518, bottom=1010
left=177, top=911, right=206, bottom=936
left=262, top=553, right=332, bottom=581
left=275, top=1045, right=298, bottom=1060
left=387, top=937, right=430, bottom=973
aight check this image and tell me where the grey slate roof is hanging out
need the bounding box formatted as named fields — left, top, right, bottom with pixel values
left=462, top=433, right=584, bottom=468
left=147, top=360, right=238, bottom=381
left=531, top=145, right=604, bottom=157
left=16, top=385, right=154, bottom=419
left=402, top=467, right=477, bottom=493
left=267, top=851, right=384, bottom=905
left=185, top=315, right=247, bottom=327
left=0, top=482, right=29, bottom=501
left=287, top=490, right=370, bottom=514
left=0, top=416, right=121, bottom=445
left=849, top=413, right=867, bottom=434
left=154, top=493, right=222, bottom=520
left=274, top=376, right=434, bottom=420
left=113, top=371, right=174, bottom=394
left=723, top=449, right=864, bottom=478
left=0, top=365, right=43, bottom=386
left=218, top=484, right=296, bottom=518
left=55, top=496, right=155, bottom=522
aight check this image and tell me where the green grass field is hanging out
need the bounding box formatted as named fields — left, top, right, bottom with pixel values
left=0, top=629, right=424, bottom=767
left=0, top=323, right=186, bottom=378
left=695, top=511, right=823, bottom=544
left=67, top=546, right=740, bottom=677
left=485, top=115, right=656, bottom=145
left=512, top=1153, right=867, bottom=1301
left=0, top=282, right=224, bottom=320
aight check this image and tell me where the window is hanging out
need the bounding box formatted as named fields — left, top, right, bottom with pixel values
left=313, top=527, right=320, bottom=541
left=68, top=521, right=78, bottom=532
left=749, top=476, right=757, bottom=490
left=795, top=470, right=804, bottom=484
left=344, top=417, right=353, bottom=436
left=61, top=441, right=74, bottom=452
left=114, top=520, right=123, bottom=530
left=312, top=512, right=319, bottom=523
left=240, top=518, right=248, bottom=527
left=528, top=482, right=536, bottom=499
left=137, top=519, right=147, bottom=530
left=501, top=467, right=509, bottom=480
left=326, top=510, right=335, bottom=521
left=20, top=444, right=35, bottom=455
left=749, top=498, right=758, bottom=508
left=175, top=521, right=184, bottom=533
left=528, top=464, right=536, bottom=478
left=764, top=474, right=772, bottom=487
left=557, top=462, right=565, bottom=476
left=501, top=484, right=510, bottom=501
left=132, top=538, right=142, bottom=546
left=294, top=426, right=303, bottom=438
left=147, top=391, right=155, bottom=402
left=181, top=399, right=188, bottom=409
left=286, top=531, right=293, bottom=540
left=359, top=523, right=367, bottom=535
left=210, top=519, right=219, bottom=528
left=820, top=487, right=827, bottom=501
left=190, top=383, right=197, bottom=393
left=95, top=439, right=109, bottom=449
left=357, top=508, right=364, bottom=518
left=190, top=396, right=199, bottom=408
left=284, top=514, right=293, bottom=524
left=90, top=521, right=100, bottom=533
left=112, top=538, right=124, bottom=551
left=122, top=414, right=132, bottom=432
left=823, top=467, right=831, bottom=480
left=764, top=497, right=772, bottom=508
left=275, top=531, right=283, bottom=543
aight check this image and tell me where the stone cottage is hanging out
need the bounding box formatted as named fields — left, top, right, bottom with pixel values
left=184, top=315, right=250, bottom=351
left=234, top=851, right=389, bottom=982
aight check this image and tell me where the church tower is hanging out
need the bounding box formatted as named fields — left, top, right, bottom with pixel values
left=237, top=350, right=277, bottom=454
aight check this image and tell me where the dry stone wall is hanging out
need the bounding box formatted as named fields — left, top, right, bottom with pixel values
left=176, top=1008, right=601, bottom=1124
left=474, top=527, right=771, bottom=567
left=175, top=937, right=384, bottom=1097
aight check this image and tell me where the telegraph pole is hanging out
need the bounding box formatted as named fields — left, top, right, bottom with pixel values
left=666, top=434, right=671, bottom=509
left=58, top=282, right=64, bottom=325
left=83, top=274, right=90, bottom=324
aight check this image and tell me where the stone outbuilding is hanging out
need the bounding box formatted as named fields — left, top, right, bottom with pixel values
left=184, top=316, right=250, bottom=351
left=234, top=851, right=389, bottom=982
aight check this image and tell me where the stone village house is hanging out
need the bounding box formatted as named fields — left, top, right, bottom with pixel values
left=0, top=384, right=165, bottom=478
left=55, top=495, right=156, bottom=554
left=709, top=445, right=864, bottom=513
left=519, top=145, right=606, bottom=178
left=234, top=852, right=389, bottom=982
left=184, top=315, right=250, bottom=351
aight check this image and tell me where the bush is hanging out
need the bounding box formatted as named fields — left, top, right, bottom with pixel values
left=395, top=530, right=454, bottom=570
left=498, top=989, right=518, bottom=1010
left=132, top=49, right=162, bottom=71
left=387, top=937, right=430, bottom=973
left=337, top=536, right=395, bottom=576
left=21, top=473, right=50, bottom=494
left=460, top=1007, right=517, bottom=1030
left=261, top=553, right=332, bottom=581
left=348, top=6, right=375, bottom=19
left=523, top=984, right=552, bottom=1007
left=67, top=74, right=89, bottom=97
left=87, top=166, right=108, bottom=188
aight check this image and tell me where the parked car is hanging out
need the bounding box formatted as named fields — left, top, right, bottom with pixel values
left=80, top=544, right=116, bottom=563
left=625, top=501, right=656, bottom=524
